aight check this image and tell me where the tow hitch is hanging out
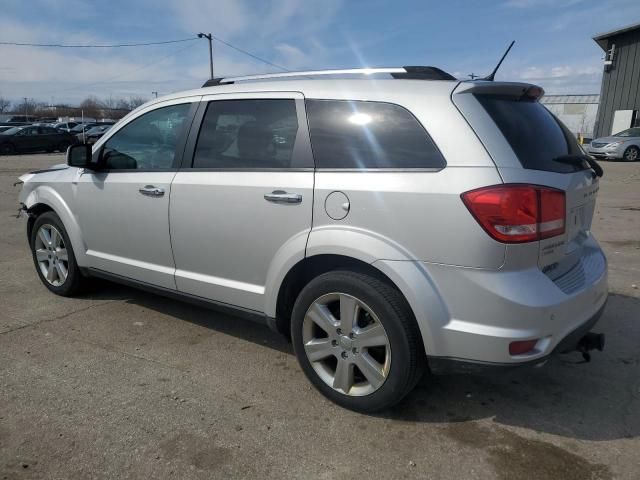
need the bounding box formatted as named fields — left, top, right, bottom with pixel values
left=576, top=332, right=605, bottom=362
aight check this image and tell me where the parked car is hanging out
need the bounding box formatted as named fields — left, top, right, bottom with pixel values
left=587, top=127, right=640, bottom=161
left=0, top=125, right=75, bottom=154
left=5, top=115, right=38, bottom=124
left=70, top=122, right=114, bottom=135
left=53, top=122, right=80, bottom=132
left=17, top=67, right=608, bottom=412
left=75, top=125, right=112, bottom=144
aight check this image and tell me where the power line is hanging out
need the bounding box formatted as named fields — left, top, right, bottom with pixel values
left=0, top=38, right=198, bottom=48
left=1, top=34, right=286, bottom=71
left=49, top=43, right=197, bottom=95
left=211, top=34, right=289, bottom=72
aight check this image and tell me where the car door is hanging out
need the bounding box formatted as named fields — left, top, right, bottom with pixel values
left=74, top=98, right=199, bottom=289
left=170, top=92, right=314, bottom=311
left=15, top=126, right=40, bottom=152
left=39, top=127, right=60, bottom=150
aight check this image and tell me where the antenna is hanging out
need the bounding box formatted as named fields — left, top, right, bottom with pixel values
left=481, top=40, right=515, bottom=81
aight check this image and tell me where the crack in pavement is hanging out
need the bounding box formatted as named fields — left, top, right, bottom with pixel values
left=0, top=300, right=119, bottom=336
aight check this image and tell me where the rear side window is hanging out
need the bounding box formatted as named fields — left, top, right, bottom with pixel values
left=476, top=95, right=583, bottom=173
left=193, top=99, right=299, bottom=169
left=306, top=99, right=445, bottom=169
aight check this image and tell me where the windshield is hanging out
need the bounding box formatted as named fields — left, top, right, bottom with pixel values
left=614, top=127, right=640, bottom=137
left=1, top=127, right=23, bottom=135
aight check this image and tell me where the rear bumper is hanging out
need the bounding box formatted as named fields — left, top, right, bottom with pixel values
left=427, top=301, right=606, bottom=374
left=376, top=237, right=608, bottom=366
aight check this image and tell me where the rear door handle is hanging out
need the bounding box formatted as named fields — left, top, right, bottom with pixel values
left=139, top=185, right=165, bottom=197
left=264, top=190, right=302, bottom=204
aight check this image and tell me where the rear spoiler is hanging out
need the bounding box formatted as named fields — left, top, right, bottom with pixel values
left=453, top=81, right=544, bottom=101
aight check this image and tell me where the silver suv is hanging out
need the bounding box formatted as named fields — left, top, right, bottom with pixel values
left=18, top=67, right=608, bottom=412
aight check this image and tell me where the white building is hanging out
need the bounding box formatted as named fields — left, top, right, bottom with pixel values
left=540, top=94, right=600, bottom=141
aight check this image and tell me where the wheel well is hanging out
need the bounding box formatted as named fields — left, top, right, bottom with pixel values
left=274, top=254, right=407, bottom=338
left=26, top=203, right=54, bottom=241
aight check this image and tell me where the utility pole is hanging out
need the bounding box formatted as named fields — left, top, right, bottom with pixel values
left=468, top=73, right=478, bottom=80
left=198, top=33, right=214, bottom=79
left=152, top=91, right=158, bottom=99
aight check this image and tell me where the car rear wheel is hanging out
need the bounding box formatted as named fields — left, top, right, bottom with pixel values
left=291, top=270, right=424, bottom=412
left=57, top=141, right=70, bottom=153
left=0, top=143, right=15, bottom=155
left=623, top=146, right=639, bottom=162
left=30, top=211, right=84, bottom=296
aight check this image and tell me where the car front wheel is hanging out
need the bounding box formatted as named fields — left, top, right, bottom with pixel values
left=291, top=270, right=424, bottom=412
left=0, top=143, right=15, bottom=155
left=30, top=211, right=84, bottom=296
left=623, top=146, right=639, bottom=162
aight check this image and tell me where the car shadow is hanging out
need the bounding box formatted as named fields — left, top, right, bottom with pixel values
left=81, top=283, right=639, bottom=442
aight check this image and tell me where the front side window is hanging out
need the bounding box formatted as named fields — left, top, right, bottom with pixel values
left=193, top=99, right=298, bottom=169
left=615, top=127, right=640, bottom=137
left=305, top=99, right=446, bottom=169
left=102, top=103, right=190, bottom=170
left=20, top=127, right=38, bottom=136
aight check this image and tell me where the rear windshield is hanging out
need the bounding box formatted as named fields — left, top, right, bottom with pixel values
left=476, top=95, right=584, bottom=173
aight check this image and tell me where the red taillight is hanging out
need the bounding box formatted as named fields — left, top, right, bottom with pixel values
left=509, top=339, right=538, bottom=356
left=461, top=184, right=565, bottom=244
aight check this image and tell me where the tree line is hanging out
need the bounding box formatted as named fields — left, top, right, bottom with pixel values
left=0, top=95, right=149, bottom=120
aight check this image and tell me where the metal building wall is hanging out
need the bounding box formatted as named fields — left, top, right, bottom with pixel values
left=594, top=28, right=640, bottom=137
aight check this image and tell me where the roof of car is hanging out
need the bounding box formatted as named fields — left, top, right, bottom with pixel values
left=145, top=78, right=460, bottom=110
left=123, top=68, right=538, bottom=124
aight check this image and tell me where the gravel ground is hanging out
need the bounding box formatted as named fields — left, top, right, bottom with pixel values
left=1, top=153, right=638, bottom=479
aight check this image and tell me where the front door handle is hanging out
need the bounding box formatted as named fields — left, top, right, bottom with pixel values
left=264, top=190, right=302, bottom=204
left=139, top=185, right=165, bottom=197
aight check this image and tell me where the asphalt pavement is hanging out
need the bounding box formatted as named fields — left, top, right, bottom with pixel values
left=1, top=153, right=638, bottom=479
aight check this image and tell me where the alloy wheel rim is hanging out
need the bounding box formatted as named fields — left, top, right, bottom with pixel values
left=34, top=224, right=69, bottom=286
left=302, top=293, right=391, bottom=396
left=626, top=148, right=638, bottom=161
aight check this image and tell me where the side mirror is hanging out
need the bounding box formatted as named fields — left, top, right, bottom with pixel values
left=67, top=143, right=94, bottom=169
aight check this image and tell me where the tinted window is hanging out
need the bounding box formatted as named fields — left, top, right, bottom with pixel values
left=305, top=99, right=445, bottom=169
left=102, top=103, right=190, bottom=170
left=193, top=99, right=298, bottom=169
left=615, top=127, right=640, bottom=137
left=20, top=127, right=38, bottom=136
left=476, top=95, right=583, bottom=173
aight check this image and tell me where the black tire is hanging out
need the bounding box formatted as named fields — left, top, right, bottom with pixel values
left=30, top=211, right=84, bottom=296
left=291, top=270, right=425, bottom=412
left=623, top=146, right=639, bottom=162
left=57, top=141, right=70, bottom=153
left=0, top=143, right=15, bottom=155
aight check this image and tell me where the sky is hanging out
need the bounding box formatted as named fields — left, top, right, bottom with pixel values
left=0, top=0, right=638, bottom=105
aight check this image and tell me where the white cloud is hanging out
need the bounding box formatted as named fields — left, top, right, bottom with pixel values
left=515, top=61, right=603, bottom=94
left=0, top=0, right=345, bottom=104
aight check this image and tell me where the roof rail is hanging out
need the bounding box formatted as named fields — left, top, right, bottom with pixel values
left=201, top=66, right=456, bottom=87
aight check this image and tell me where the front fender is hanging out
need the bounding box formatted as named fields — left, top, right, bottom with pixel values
left=22, top=185, right=87, bottom=266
